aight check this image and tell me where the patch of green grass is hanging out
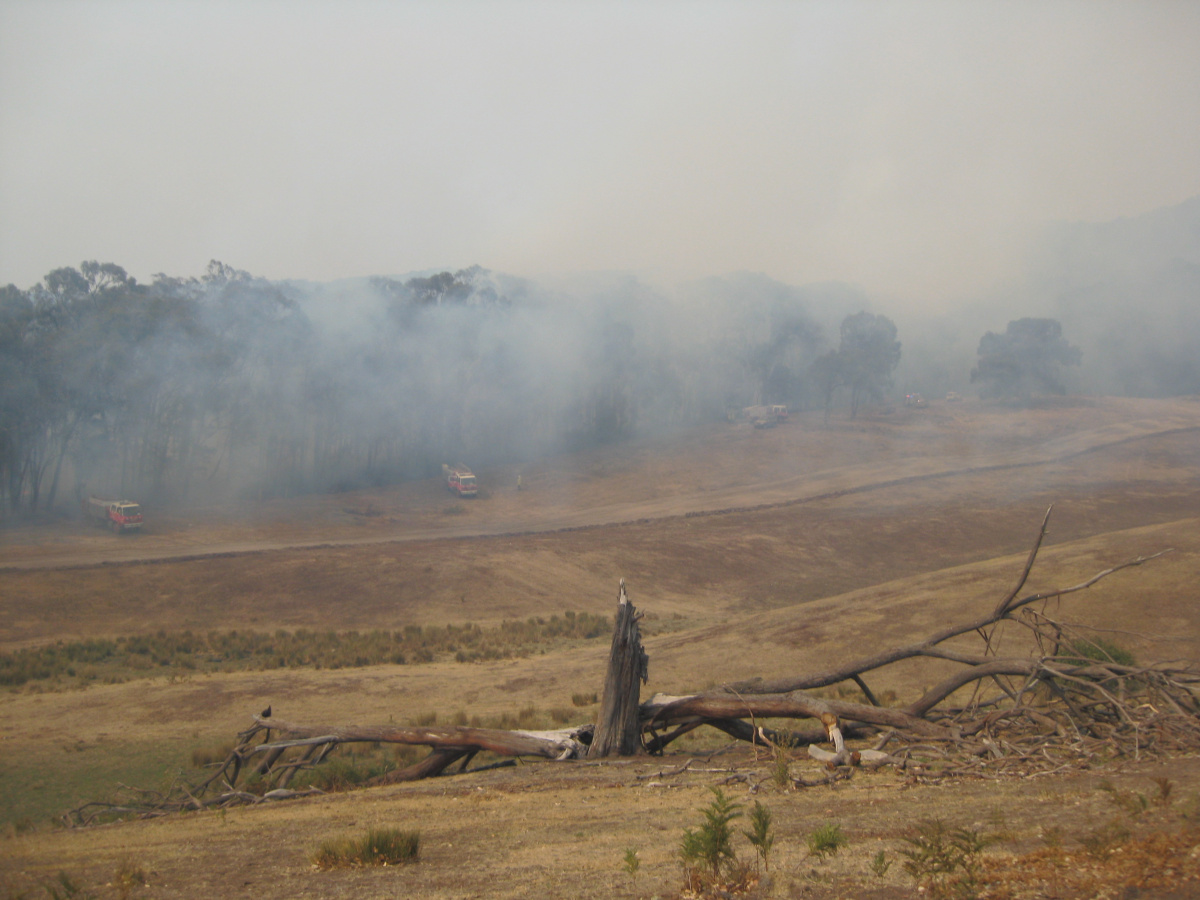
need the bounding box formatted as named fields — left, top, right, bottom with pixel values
left=1, top=613, right=611, bottom=690
left=311, top=826, right=420, bottom=869
left=1060, top=636, right=1136, bottom=667
left=190, top=743, right=234, bottom=769
left=1, top=736, right=195, bottom=828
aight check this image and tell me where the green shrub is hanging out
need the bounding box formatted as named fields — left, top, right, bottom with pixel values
left=1079, top=819, right=1130, bottom=860
left=680, top=787, right=742, bottom=880
left=1099, top=779, right=1150, bottom=817
left=869, top=849, right=892, bottom=877
left=770, top=733, right=795, bottom=789
left=311, top=827, right=420, bottom=869
left=899, top=819, right=991, bottom=898
left=622, top=847, right=640, bottom=875
left=807, top=822, right=847, bottom=860
left=743, top=800, right=775, bottom=871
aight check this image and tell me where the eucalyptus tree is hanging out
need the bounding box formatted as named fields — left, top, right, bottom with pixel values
left=840, top=312, right=902, bottom=417
left=971, top=318, right=1082, bottom=400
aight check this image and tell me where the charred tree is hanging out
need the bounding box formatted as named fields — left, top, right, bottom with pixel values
left=589, top=579, right=650, bottom=757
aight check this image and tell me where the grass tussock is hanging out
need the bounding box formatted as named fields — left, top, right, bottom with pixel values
left=311, top=826, right=420, bottom=869
left=806, top=822, right=848, bottom=860
left=1, top=611, right=609, bottom=689
left=1061, top=635, right=1137, bottom=666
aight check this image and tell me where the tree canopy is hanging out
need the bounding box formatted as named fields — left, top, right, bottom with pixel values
left=811, top=312, right=902, bottom=418
left=971, top=318, right=1082, bottom=400
left=0, top=262, right=848, bottom=517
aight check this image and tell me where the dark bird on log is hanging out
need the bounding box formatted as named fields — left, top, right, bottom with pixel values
left=261, top=705, right=272, bottom=718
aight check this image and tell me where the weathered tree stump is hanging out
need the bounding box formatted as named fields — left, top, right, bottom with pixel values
left=589, top=579, right=649, bottom=756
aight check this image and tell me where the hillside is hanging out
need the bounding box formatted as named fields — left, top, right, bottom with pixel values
left=2, top=396, right=1200, bottom=898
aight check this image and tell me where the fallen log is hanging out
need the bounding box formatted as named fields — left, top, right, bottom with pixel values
left=242, top=715, right=589, bottom=760
left=642, top=690, right=952, bottom=739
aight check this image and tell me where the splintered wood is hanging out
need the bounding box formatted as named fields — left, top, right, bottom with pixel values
left=588, top=579, right=649, bottom=758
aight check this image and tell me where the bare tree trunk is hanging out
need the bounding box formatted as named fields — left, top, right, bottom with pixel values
left=589, top=580, right=649, bottom=757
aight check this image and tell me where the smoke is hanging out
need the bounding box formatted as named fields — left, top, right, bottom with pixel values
left=3, top=193, right=1198, bottom=516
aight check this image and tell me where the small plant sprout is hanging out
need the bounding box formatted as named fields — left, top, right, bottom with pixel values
left=806, top=822, right=847, bottom=861
left=680, top=787, right=742, bottom=881
left=770, top=732, right=795, bottom=789
left=622, top=847, right=640, bottom=876
left=44, top=871, right=88, bottom=900
left=743, top=801, right=775, bottom=871
left=899, top=819, right=991, bottom=898
left=112, top=856, right=147, bottom=899
left=1152, top=776, right=1174, bottom=806
left=1099, top=779, right=1150, bottom=818
left=869, top=849, right=892, bottom=877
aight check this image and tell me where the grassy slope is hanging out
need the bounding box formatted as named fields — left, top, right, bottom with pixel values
left=2, top=397, right=1200, bottom=897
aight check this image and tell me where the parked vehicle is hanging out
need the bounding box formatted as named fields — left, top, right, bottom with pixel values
left=740, top=405, right=788, bottom=428
left=904, top=393, right=927, bottom=408
left=442, top=464, right=478, bottom=498
left=84, top=496, right=143, bottom=533
left=946, top=391, right=963, bottom=402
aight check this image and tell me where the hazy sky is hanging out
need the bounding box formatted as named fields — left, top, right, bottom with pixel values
left=2, top=1, right=1198, bottom=305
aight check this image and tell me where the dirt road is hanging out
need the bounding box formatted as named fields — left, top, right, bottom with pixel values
left=4, top=397, right=1199, bottom=571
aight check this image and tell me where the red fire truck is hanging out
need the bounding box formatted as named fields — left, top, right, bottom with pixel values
left=441, top=465, right=478, bottom=498
left=84, top=497, right=143, bottom=533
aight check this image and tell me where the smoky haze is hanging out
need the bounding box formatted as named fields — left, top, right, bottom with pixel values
left=2, top=2, right=1199, bottom=303
left=0, top=259, right=872, bottom=511
left=2, top=3, right=1200, bottom=514
left=2, top=187, right=1197, bottom=517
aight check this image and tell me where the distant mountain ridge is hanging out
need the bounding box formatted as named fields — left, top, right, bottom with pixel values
left=1035, top=195, right=1200, bottom=397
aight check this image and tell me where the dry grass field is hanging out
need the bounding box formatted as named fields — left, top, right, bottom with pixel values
left=3, top=396, right=1200, bottom=898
